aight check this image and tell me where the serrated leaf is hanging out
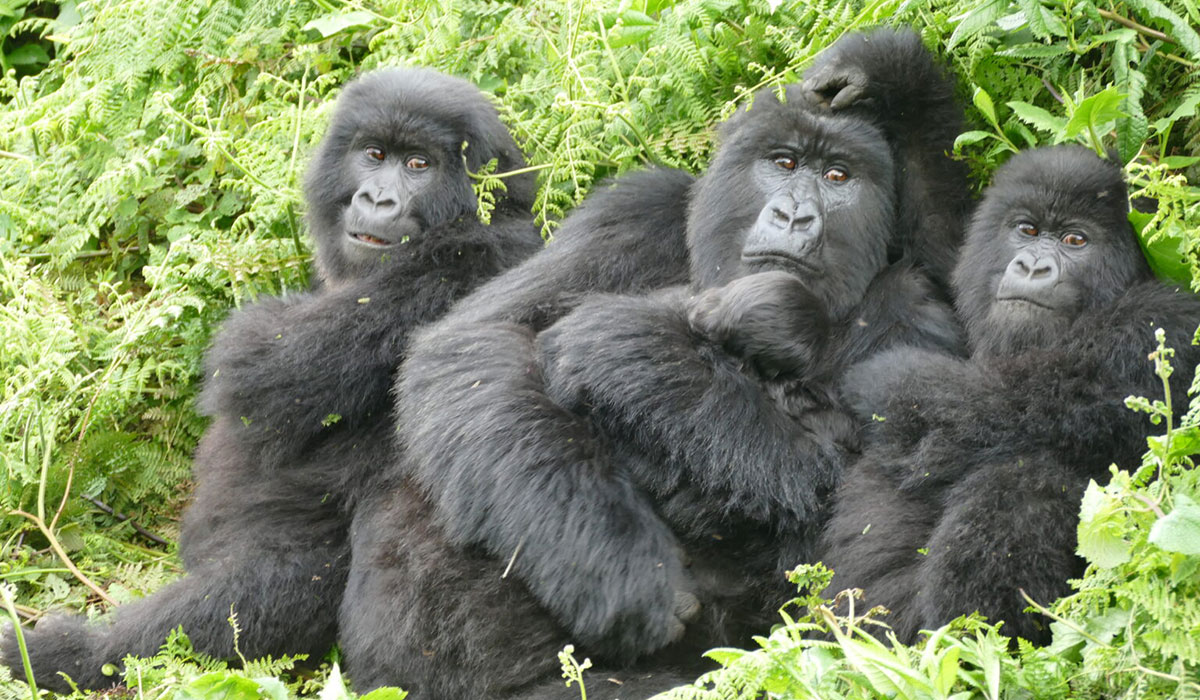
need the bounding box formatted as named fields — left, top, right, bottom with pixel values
left=1007, top=101, right=1066, bottom=136
left=1150, top=493, right=1200, bottom=555
left=1125, top=0, right=1200, bottom=57
left=995, top=43, right=1070, bottom=58
left=948, top=0, right=1008, bottom=49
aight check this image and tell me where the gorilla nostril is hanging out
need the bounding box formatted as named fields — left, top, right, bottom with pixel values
left=792, top=214, right=816, bottom=229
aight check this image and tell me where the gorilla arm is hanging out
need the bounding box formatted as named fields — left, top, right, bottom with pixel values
left=804, top=28, right=969, bottom=287
left=392, top=170, right=696, bottom=661
left=846, top=282, right=1200, bottom=491
left=200, top=215, right=539, bottom=467
left=537, top=264, right=962, bottom=533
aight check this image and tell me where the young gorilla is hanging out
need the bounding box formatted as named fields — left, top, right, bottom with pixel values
left=0, top=68, right=542, bottom=692
left=821, top=146, right=1200, bottom=644
left=340, top=29, right=969, bottom=698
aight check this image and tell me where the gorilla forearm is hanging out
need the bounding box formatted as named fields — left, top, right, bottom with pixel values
left=448, top=169, right=693, bottom=329
left=538, top=289, right=845, bottom=529
left=806, top=29, right=969, bottom=288
left=200, top=219, right=536, bottom=449
left=863, top=282, right=1200, bottom=483
left=397, top=321, right=697, bottom=658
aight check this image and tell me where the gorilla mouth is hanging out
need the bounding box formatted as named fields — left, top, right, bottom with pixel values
left=996, top=296, right=1055, bottom=311
left=348, top=232, right=396, bottom=247
left=742, top=252, right=821, bottom=276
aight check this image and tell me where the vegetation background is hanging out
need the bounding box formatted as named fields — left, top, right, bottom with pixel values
left=0, top=0, right=1197, bottom=697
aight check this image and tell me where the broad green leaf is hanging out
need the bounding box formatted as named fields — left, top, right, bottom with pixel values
left=1063, top=87, right=1125, bottom=141
left=361, top=689, right=409, bottom=700
left=973, top=86, right=998, bottom=126
left=302, top=11, right=374, bottom=39
left=1152, top=91, right=1200, bottom=133
left=6, top=44, right=49, bottom=66
left=954, top=130, right=995, bottom=151
left=1149, top=493, right=1200, bottom=555
left=1162, top=156, right=1200, bottom=169
left=1078, top=480, right=1132, bottom=569
left=1132, top=214, right=1192, bottom=284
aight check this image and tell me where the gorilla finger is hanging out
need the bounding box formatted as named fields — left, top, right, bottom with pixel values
left=829, top=82, right=867, bottom=111
left=673, top=590, right=701, bottom=624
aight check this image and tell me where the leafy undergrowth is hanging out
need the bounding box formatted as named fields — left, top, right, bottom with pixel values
left=1, top=0, right=1199, bottom=698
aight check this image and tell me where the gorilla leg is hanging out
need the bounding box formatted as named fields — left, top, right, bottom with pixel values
left=913, top=457, right=1087, bottom=643
left=820, top=461, right=938, bottom=640
left=341, top=483, right=570, bottom=697
left=5, top=542, right=344, bottom=693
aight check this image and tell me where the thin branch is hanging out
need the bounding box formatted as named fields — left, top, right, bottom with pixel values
left=82, top=496, right=169, bottom=547
left=1097, top=9, right=1172, bottom=45
left=12, top=512, right=115, bottom=605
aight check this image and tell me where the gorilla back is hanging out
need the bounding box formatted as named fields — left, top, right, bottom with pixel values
left=824, top=146, right=1200, bottom=643
left=1, top=67, right=542, bottom=692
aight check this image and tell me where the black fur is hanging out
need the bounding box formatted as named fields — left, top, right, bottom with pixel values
left=340, top=28, right=970, bottom=699
left=0, top=67, right=541, bottom=692
left=821, top=146, right=1200, bottom=644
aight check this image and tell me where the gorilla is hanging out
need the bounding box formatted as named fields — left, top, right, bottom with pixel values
left=821, top=146, right=1200, bottom=645
left=0, top=68, right=542, bottom=692
left=339, top=28, right=970, bottom=698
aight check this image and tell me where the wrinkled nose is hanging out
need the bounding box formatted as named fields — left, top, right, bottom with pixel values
left=1003, top=250, right=1059, bottom=294
left=354, top=188, right=401, bottom=217
left=769, top=199, right=819, bottom=234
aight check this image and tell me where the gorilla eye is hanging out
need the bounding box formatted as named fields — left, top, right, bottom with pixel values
left=406, top=156, right=431, bottom=170
left=772, top=155, right=797, bottom=171
left=1061, top=232, right=1088, bottom=247
left=823, top=167, right=849, bottom=182
left=365, top=146, right=386, bottom=162
left=1017, top=222, right=1039, bottom=237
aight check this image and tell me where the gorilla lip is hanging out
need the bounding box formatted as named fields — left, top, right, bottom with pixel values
left=743, top=252, right=821, bottom=275
left=349, top=232, right=396, bottom=247
left=995, top=295, right=1054, bottom=311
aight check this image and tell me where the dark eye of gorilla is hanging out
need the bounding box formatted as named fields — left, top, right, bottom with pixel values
left=823, top=166, right=849, bottom=183
left=1017, top=222, right=1038, bottom=236
left=1061, top=232, right=1087, bottom=247
left=772, top=154, right=797, bottom=171
left=406, top=155, right=430, bottom=170
left=365, top=146, right=386, bottom=162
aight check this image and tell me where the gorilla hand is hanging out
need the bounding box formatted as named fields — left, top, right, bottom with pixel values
left=801, top=56, right=868, bottom=110
left=688, top=271, right=829, bottom=380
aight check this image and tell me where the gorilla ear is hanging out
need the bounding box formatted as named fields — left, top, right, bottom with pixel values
left=461, top=102, right=536, bottom=211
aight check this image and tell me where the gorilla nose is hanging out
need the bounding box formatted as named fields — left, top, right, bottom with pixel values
left=1001, top=251, right=1059, bottom=296
left=769, top=202, right=819, bottom=233
left=354, top=189, right=401, bottom=217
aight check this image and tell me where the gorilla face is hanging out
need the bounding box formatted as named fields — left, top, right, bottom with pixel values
left=954, top=146, right=1153, bottom=356
left=332, top=125, right=473, bottom=274
left=687, top=87, right=896, bottom=321
left=305, top=68, right=535, bottom=285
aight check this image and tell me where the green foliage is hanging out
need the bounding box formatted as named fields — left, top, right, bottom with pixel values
left=0, top=0, right=1198, bottom=697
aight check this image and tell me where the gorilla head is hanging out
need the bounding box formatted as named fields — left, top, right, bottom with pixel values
left=685, top=86, right=896, bottom=321
left=953, top=146, right=1153, bottom=356
left=305, top=67, right=536, bottom=284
